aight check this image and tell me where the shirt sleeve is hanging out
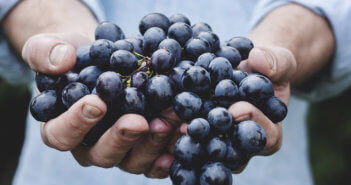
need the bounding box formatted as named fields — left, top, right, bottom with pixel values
left=249, top=0, right=351, bottom=102
left=0, top=0, right=105, bottom=85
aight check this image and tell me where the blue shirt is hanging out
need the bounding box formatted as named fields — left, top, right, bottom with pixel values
left=0, top=0, right=350, bottom=185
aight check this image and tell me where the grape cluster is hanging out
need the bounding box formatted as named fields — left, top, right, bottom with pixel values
left=29, top=13, right=288, bottom=184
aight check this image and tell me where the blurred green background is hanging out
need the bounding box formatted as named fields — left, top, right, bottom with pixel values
left=0, top=78, right=350, bottom=185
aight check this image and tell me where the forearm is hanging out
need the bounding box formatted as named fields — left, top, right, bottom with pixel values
left=2, top=0, right=98, bottom=53
left=249, top=4, right=335, bottom=84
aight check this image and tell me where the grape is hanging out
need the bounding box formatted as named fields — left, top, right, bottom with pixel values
left=215, top=46, right=241, bottom=68
left=176, top=60, right=194, bottom=70
left=200, top=162, right=232, bottom=185
left=184, top=38, right=211, bottom=60
left=61, top=82, right=90, bottom=108
left=261, top=96, right=288, bottom=123
left=206, top=137, right=227, bottom=162
left=146, top=75, right=175, bottom=112
left=239, top=74, right=274, bottom=106
left=89, top=39, right=114, bottom=68
left=169, top=13, right=191, bottom=25
left=131, top=71, right=149, bottom=92
left=168, top=67, right=185, bottom=91
left=191, top=22, right=212, bottom=37
left=121, top=87, right=146, bottom=115
left=30, top=90, right=61, bottom=122
left=195, top=52, right=216, bottom=70
left=233, top=120, right=266, bottom=154
left=214, top=79, right=239, bottom=107
left=143, top=27, right=167, bottom=56
left=168, top=22, right=193, bottom=46
left=150, top=48, right=176, bottom=73
left=35, top=73, right=59, bottom=92
left=226, top=36, right=254, bottom=60
left=139, top=13, right=170, bottom=35
left=200, top=100, right=216, bottom=117
left=158, top=38, right=182, bottom=62
left=74, top=44, right=93, bottom=72
left=187, top=118, right=210, bottom=141
left=125, top=36, right=144, bottom=55
left=78, top=66, right=103, bottom=91
left=174, top=135, right=203, bottom=166
left=181, top=66, right=211, bottom=97
left=113, top=40, right=134, bottom=52
left=196, top=31, right=220, bottom=52
left=110, top=50, right=138, bottom=75
left=224, top=140, right=249, bottom=171
left=208, top=57, right=234, bottom=85
left=96, top=71, right=123, bottom=104
left=207, top=107, right=233, bottom=134
left=173, top=92, right=202, bottom=121
left=231, top=70, right=248, bottom=85
left=95, top=21, right=125, bottom=42
left=172, top=166, right=198, bottom=185
left=57, top=72, right=79, bottom=91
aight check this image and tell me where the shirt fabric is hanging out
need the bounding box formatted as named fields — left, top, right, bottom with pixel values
left=0, top=0, right=348, bottom=184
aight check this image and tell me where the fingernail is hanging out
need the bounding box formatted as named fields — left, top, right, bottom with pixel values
left=124, top=131, right=144, bottom=138
left=82, top=104, right=102, bottom=119
left=235, top=114, right=251, bottom=122
left=152, top=133, right=168, bottom=143
left=255, top=48, right=274, bottom=69
left=49, top=44, right=68, bottom=66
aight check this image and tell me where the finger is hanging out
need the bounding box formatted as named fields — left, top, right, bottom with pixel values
left=22, top=33, right=91, bottom=74
left=167, top=123, right=187, bottom=154
left=41, top=95, right=107, bottom=151
left=238, top=46, right=297, bottom=83
left=144, top=153, right=174, bottom=179
left=229, top=101, right=282, bottom=156
left=73, top=114, right=149, bottom=168
left=118, top=118, right=173, bottom=174
left=159, top=107, right=183, bottom=127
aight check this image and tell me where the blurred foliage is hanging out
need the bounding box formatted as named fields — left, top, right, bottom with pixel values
left=0, top=78, right=30, bottom=185
left=307, top=88, right=351, bottom=185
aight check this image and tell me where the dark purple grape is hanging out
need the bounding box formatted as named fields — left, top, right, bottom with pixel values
left=74, top=44, right=92, bottom=72
left=121, top=87, right=146, bottom=115
left=110, top=50, right=138, bottom=75
left=261, top=96, right=288, bottom=123
left=184, top=38, right=211, bottom=60
left=131, top=71, right=149, bottom=92
left=195, top=52, right=216, bottom=70
left=176, top=60, right=194, bottom=70
left=200, top=100, right=216, bottom=117
left=150, top=48, right=176, bottom=73
left=143, top=27, right=167, bottom=56
left=89, top=39, right=114, bottom=68
left=35, top=73, right=59, bottom=92
left=95, top=21, right=125, bottom=42
left=191, top=22, right=212, bottom=37
left=174, top=135, right=202, bottom=166
left=57, top=72, right=79, bottom=91
left=125, top=36, right=144, bottom=55
left=239, top=74, right=274, bottom=106
left=232, top=70, right=248, bottom=85
left=168, top=22, right=193, bottom=46
left=208, top=57, right=234, bottom=86
left=30, top=90, right=61, bottom=122
left=215, top=46, right=241, bottom=68
left=206, top=137, right=227, bottom=162
left=224, top=140, right=249, bottom=171
left=169, top=160, right=182, bottom=181
left=78, top=66, right=103, bottom=91
left=96, top=71, right=123, bottom=104
left=226, top=37, right=254, bottom=60
left=113, top=40, right=134, bottom=52
left=146, top=75, right=175, bottom=112
left=172, top=166, right=197, bottom=185
left=196, top=31, right=220, bottom=52
left=139, top=13, right=171, bottom=35
left=233, top=120, right=266, bottom=154
left=188, top=118, right=210, bottom=141
left=207, top=107, right=232, bottom=134
left=169, top=13, right=191, bottom=25
left=200, top=162, right=232, bottom=185
left=181, top=66, right=211, bottom=97
left=61, top=82, right=90, bottom=108
left=168, top=67, right=185, bottom=91
left=214, top=79, right=239, bottom=107
left=173, top=92, right=202, bottom=121
left=158, top=38, right=182, bottom=62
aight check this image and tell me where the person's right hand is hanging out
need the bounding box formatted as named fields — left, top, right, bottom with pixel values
left=23, top=32, right=182, bottom=178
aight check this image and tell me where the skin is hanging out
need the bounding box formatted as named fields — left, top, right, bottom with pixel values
left=2, top=0, right=334, bottom=178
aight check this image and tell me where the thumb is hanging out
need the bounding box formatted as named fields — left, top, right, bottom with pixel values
left=22, top=33, right=92, bottom=74
left=238, top=46, right=297, bottom=83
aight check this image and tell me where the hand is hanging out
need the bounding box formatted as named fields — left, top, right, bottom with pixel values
left=229, top=45, right=297, bottom=172
left=22, top=33, right=184, bottom=178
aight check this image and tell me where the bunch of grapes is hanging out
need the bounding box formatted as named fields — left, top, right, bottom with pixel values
left=30, top=13, right=288, bottom=185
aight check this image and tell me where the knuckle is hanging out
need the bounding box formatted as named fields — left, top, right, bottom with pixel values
left=47, top=134, right=72, bottom=151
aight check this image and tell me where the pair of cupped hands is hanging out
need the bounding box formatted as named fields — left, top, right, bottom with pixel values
left=22, top=32, right=296, bottom=178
